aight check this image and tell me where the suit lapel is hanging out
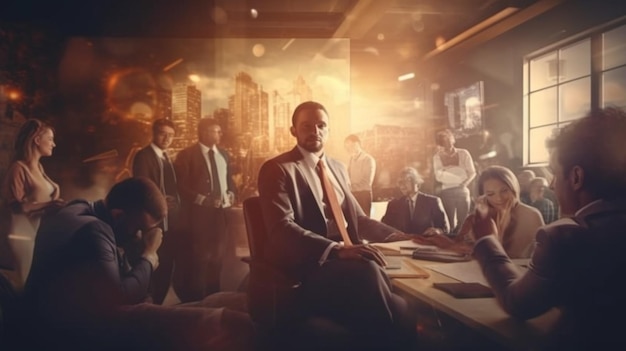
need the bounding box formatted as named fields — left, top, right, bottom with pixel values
left=290, top=147, right=325, bottom=216
left=194, top=143, right=211, bottom=185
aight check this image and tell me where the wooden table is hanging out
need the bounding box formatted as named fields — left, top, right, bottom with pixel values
left=392, top=259, right=560, bottom=351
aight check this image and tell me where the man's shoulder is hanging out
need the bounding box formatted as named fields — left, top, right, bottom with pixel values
left=418, top=192, right=440, bottom=202
left=361, top=151, right=375, bottom=161
left=217, top=146, right=231, bottom=157
left=176, top=143, right=200, bottom=158
left=266, top=148, right=299, bottom=164
left=133, top=146, right=154, bottom=161
left=40, top=200, right=111, bottom=238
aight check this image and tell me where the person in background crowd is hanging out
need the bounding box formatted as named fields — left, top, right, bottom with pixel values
left=132, top=118, right=180, bottom=304
left=381, top=167, right=449, bottom=238
left=344, top=134, right=376, bottom=217
left=433, top=129, right=476, bottom=234
left=528, top=177, right=558, bottom=224
left=472, top=107, right=626, bottom=351
left=516, top=169, right=535, bottom=205
left=1, top=119, right=65, bottom=287
left=174, top=118, right=236, bottom=302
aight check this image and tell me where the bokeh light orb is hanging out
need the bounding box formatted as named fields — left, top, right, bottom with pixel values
left=252, top=44, right=265, bottom=57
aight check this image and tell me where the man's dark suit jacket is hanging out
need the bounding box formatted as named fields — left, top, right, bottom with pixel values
left=474, top=199, right=626, bottom=350
left=132, top=146, right=164, bottom=190
left=132, top=145, right=179, bottom=226
left=174, top=143, right=235, bottom=208
left=257, top=147, right=397, bottom=280
left=24, top=200, right=152, bottom=322
left=381, top=192, right=450, bottom=235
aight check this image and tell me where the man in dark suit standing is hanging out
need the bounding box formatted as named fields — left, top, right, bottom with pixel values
left=174, top=118, right=236, bottom=302
left=132, top=118, right=179, bottom=304
left=257, top=101, right=414, bottom=350
left=472, top=107, right=626, bottom=350
left=382, top=166, right=450, bottom=237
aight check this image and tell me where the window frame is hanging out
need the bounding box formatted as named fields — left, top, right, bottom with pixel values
left=523, top=16, right=626, bottom=166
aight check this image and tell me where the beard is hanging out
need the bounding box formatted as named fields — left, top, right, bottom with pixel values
left=299, top=136, right=324, bottom=153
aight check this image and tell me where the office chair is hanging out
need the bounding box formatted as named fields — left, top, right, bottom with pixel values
left=242, top=196, right=302, bottom=330
left=242, top=196, right=353, bottom=351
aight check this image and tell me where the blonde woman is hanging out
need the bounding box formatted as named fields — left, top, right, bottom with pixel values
left=2, top=119, right=65, bottom=285
left=458, top=165, right=544, bottom=258
left=414, top=165, right=544, bottom=258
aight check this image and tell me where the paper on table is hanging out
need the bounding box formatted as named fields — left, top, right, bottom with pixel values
left=426, top=261, right=489, bottom=286
left=372, top=239, right=438, bottom=256
left=426, top=259, right=530, bottom=287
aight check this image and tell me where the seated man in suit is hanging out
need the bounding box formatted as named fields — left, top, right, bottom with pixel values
left=382, top=167, right=450, bottom=238
left=472, top=107, right=626, bottom=351
left=257, top=101, right=415, bottom=350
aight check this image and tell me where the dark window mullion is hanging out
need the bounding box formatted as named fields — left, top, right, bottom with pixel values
left=591, top=32, right=602, bottom=109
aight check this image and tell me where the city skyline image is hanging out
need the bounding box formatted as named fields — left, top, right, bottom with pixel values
left=1, top=32, right=442, bottom=202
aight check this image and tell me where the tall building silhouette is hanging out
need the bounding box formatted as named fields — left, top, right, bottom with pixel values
left=292, top=75, right=313, bottom=103
left=171, top=83, right=201, bottom=151
left=272, top=90, right=291, bottom=153
left=231, top=72, right=270, bottom=154
left=155, top=88, right=172, bottom=120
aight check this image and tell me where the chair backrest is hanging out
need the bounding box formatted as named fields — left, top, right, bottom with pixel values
left=242, top=196, right=266, bottom=262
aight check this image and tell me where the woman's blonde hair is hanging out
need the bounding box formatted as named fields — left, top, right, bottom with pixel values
left=13, top=119, right=53, bottom=162
left=477, top=165, right=520, bottom=202
left=476, top=165, right=520, bottom=238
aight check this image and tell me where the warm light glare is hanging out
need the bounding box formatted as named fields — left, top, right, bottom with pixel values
left=188, top=74, right=201, bottom=82
left=377, top=33, right=385, bottom=41
left=435, top=36, right=446, bottom=49
left=8, top=91, right=21, bottom=100
left=163, top=58, right=183, bottom=72
left=282, top=38, right=295, bottom=51
left=398, top=72, right=415, bottom=82
left=427, top=7, right=519, bottom=58
left=250, top=8, right=258, bottom=19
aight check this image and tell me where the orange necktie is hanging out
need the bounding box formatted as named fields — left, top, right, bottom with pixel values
left=317, top=159, right=353, bottom=246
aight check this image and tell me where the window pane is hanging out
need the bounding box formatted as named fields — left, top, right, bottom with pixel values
left=603, top=24, right=626, bottom=70
left=559, top=39, right=590, bottom=82
left=529, top=125, right=557, bottom=164
left=529, top=88, right=557, bottom=127
left=530, top=52, right=557, bottom=91
left=602, top=66, right=626, bottom=108
left=559, top=78, right=590, bottom=122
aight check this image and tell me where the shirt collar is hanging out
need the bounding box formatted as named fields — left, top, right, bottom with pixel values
left=297, top=145, right=323, bottom=170
left=199, top=142, right=218, bottom=154
left=150, top=143, right=165, bottom=158
left=575, top=199, right=607, bottom=217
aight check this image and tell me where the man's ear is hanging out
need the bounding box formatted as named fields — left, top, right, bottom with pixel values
left=569, top=165, right=584, bottom=191
left=289, top=126, right=296, bottom=137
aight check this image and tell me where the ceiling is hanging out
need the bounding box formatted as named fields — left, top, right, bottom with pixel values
left=2, top=0, right=565, bottom=64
